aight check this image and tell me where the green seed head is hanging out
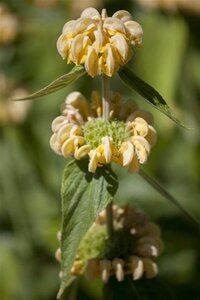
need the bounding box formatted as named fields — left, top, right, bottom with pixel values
left=83, top=118, right=130, bottom=149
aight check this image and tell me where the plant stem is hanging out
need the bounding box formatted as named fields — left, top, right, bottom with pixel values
left=102, top=74, right=110, bottom=121
left=102, top=74, right=113, bottom=239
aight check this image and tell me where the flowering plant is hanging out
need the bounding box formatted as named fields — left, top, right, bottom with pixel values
left=13, top=6, right=198, bottom=300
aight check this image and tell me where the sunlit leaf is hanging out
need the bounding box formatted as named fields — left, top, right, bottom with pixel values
left=57, top=159, right=118, bottom=298
left=118, top=66, right=190, bottom=129
left=12, top=65, right=86, bottom=101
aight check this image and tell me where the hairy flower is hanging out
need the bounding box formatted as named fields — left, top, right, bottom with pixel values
left=50, top=91, right=157, bottom=173
left=55, top=205, right=164, bottom=282
left=57, top=8, right=143, bottom=77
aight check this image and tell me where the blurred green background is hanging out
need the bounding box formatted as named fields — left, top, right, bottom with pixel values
left=0, top=0, right=200, bottom=299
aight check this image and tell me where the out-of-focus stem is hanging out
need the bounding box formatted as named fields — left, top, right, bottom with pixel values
left=102, top=74, right=113, bottom=239
left=106, top=202, right=113, bottom=239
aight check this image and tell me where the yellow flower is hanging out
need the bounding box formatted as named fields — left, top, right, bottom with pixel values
left=50, top=91, right=157, bottom=173
left=57, top=8, right=143, bottom=77
left=55, top=205, right=164, bottom=282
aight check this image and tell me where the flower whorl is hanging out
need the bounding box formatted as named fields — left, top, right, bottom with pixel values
left=55, top=205, right=164, bottom=283
left=57, top=8, right=143, bottom=77
left=50, top=91, right=157, bottom=173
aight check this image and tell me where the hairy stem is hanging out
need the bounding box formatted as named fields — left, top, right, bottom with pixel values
left=102, top=75, right=113, bottom=239
left=102, top=75, right=110, bottom=121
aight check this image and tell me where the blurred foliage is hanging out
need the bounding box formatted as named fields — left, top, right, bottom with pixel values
left=0, top=0, right=200, bottom=299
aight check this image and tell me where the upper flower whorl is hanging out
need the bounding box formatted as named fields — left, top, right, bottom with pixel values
left=57, top=8, right=143, bottom=77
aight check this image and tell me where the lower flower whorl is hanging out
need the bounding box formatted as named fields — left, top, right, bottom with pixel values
left=55, top=205, right=164, bottom=283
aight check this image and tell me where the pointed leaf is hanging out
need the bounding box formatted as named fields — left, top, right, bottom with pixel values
left=139, top=169, right=200, bottom=230
left=57, top=159, right=118, bottom=298
left=12, top=65, right=86, bottom=101
left=118, top=66, right=190, bottom=129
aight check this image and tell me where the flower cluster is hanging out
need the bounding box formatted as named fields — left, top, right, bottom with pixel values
left=57, top=8, right=143, bottom=77
left=0, top=4, right=19, bottom=45
left=55, top=205, right=164, bottom=283
left=50, top=91, right=157, bottom=173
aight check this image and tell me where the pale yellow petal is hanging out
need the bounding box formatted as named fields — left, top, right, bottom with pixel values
left=70, top=125, right=82, bottom=137
left=49, top=133, right=62, bottom=155
left=56, top=34, right=70, bottom=60
left=71, top=34, right=90, bottom=64
left=100, top=260, right=111, bottom=283
left=61, top=137, right=76, bottom=157
left=131, top=136, right=150, bottom=164
left=133, top=136, right=151, bottom=153
left=88, top=150, right=98, bottom=173
left=57, top=123, right=74, bottom=143
left=81, top=7, right=101, bottom=19
left=129, top=256, right=144, bottom=280
left=93, top=24, right=104, bottom=52
left=103, top=17, right=126, bottom=35
left=124, top=20, right=143, bottom=46
left=55, top=248, right=61, bottom=262
left=112, top=259, right=124, bottom=282
left=111, top=33, right=129, bottom=62
left=120, top=141, right=134, bottom=166
left=74, top=144, right=90, bottom=160
left=128, top=117, right=149, bottom=137
left=65, top=91, right=90, bottom=119
left=73, top=18, right=96, bottom=35
left=112, top=10, right=132, bottom=23
left=62, top=20, right=76, bottom=34
left=139, top=236, right=164, bottom=251
left=51, top=115, right=68, bottom=132
left=85, top=46, right=99, bottom=77
left=127, top=110, right=154, bottom=125
left=102, top=136, right=112, bottom=163
left=104, top=44, right=117, bottom=77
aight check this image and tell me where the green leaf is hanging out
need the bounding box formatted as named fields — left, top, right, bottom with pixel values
left=12, top=65, right=86, bottom=101
left=103, top=276, right=140, bottom=300
left=139, top=169, right=200, bottom=230
left=118, top=66, right=190, bottom=129
left=57, top=159, right=118, bottom=299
